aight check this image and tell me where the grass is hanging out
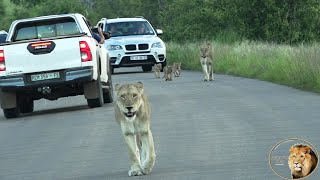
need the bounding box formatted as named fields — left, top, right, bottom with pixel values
left=166, top=40, right=320, bottom=93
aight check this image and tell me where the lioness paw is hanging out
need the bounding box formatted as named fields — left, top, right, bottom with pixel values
left=142, top=169, right=151, bottom=175
left=128, top=169, right=143, bottom=176
left=142, top=160, right=155, bottom=175
left=142, top=167, right=152, bottom=175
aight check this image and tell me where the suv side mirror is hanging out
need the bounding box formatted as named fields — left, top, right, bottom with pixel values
left=156, top=29, right=163, bottom=35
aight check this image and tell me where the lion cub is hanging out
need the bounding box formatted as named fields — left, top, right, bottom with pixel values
left=199, top=42, right=214, bottom=81
left=288, top=144, right=318, bottom=179
left=172, top=62, right=182, bottom=77
left=115, top=82, right=156, bottom=176
left=162, top=65, right=173, bottom=81
left=153, top=63, right=162, bottom=78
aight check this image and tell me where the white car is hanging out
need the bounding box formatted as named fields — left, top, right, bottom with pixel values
left=96, top=17, right=166, bottom=73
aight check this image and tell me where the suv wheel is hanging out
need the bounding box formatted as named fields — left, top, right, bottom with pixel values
left=111, top=66, right=115, bottom=74
left=142, top=65, right=152, bottom=72
left=160, top=61, right=167, bottom=72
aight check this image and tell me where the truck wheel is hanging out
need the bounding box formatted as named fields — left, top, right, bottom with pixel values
left=86, top=77, right=103, bottom=108
left=19, top=97, right=34, bottom=113
left=3, top=108, right=19, bottom=119
left=142, top=65, right=152, bottom=72
left=1, top=91, right=20, bottom=119
left=103, top=66, right=114, bottom=103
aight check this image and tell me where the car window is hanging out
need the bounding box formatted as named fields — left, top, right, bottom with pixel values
left=13, top=17, right=80, bottom=41
left=0, top=34, right=7, bottom=43
left=16, top=27, right=37, bottom=40
left=106, top=21, right=155, bottom=37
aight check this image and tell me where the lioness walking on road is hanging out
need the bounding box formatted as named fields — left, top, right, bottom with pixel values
left=153, top=63, right=162, bottom=79
left=199, top=42, right=214, bottom=81
left=172, top=62, right=182, bottom=77
left=163, top=65, right=173, bottom=81
left=115, top=82, right=156, bottom=176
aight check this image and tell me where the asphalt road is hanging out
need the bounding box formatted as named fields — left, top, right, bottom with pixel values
left=0, top=67, right=320, bottom=180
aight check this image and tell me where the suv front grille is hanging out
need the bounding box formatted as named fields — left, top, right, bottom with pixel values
left=125, top=44, right=149, bottom=51
left=125, top=45, right=136, bottom=51
left=138, top=44, right=148, bottom=50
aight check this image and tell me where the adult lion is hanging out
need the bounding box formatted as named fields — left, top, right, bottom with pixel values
left=288, top=144, right=318, bottom=179
left=199, top=42, right=214, bottom=81
left=114, top=82, right=156, bottom=176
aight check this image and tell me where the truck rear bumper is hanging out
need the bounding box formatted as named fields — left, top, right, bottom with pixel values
left=0, top=66, right=93, bottom=89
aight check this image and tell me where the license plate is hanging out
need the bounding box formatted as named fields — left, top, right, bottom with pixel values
left=130, top=55, right=148, bottom=60
left=31, top=72, right=60, bottom=81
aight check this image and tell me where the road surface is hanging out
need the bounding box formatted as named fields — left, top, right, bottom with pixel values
left=0, top=67, right=319, bottom=180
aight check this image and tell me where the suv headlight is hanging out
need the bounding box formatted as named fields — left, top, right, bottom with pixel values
left=107, top=45, right=122, bottom=51
left=151, top=42, right=163, bottom=48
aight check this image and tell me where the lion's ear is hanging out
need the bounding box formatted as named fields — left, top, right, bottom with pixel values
left=289, top=147, right=294, bottom=153
left=304, top=146, right=311, bottom=154
left=114, top=84, right=122, bottom=93
left=135, top=82, right=144, bottom=94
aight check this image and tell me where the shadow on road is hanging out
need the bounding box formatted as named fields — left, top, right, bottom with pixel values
left=18, top=105, right=90, bottom=119
left=0, top=105, right=90, bottom=121
left=113, top=71, right=149, bottom=75
left=112, top=67, right=154, bottom=75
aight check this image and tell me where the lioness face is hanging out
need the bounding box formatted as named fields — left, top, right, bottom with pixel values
left=177, top=63, right=181, bottom=70
left=289, top=146, right=311, bottom=171
left=155, top=63, right=162, bottom=70
left=165, top=65, right=172, bottom=72
left=115, top=82, right=144, bottom=120
left=199, top=43, right=211, bottom=58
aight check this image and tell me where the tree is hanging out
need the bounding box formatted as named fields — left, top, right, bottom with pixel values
left=0, top=0, right=4, bottom=18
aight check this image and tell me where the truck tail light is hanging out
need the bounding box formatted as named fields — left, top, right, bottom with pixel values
left=0, top=50, right=6, bottom=71
left=79, top=41, right=92, bottom=62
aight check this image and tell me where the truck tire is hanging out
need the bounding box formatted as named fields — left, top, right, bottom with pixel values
left=103, top=66, right=114, bottom=103
left=142, top=65, right=152, bottom=72
left=86, top=77, right=103, bottom=108
left=19, top=96, right=34, bottom=113
left=3, top=108, right=19, bottom=119
left=1, top=90, right=20, bottom=118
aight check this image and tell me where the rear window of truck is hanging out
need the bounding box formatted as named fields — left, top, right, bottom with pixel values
left=13, top=17, right=81, bottom=41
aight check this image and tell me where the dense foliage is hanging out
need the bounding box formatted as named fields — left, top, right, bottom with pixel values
left=0, top=0, right=319, bottom=44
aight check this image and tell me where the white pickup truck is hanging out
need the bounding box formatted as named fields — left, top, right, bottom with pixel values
left=0, top=13, right=114, bottom=119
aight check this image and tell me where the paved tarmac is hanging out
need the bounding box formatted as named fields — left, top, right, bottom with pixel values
left=0, top=67, right=319, bottom=180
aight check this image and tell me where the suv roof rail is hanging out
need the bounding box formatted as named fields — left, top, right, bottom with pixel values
left=100, top=18, right=107, bottom=21
left=135, top=16, right=144, bottom=19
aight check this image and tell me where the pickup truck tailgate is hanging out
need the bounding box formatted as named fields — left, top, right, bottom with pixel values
left=4, top=38, right=82, bottom=75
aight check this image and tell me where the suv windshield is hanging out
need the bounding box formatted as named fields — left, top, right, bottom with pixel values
left=106, top=21, right=155, bottom=37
